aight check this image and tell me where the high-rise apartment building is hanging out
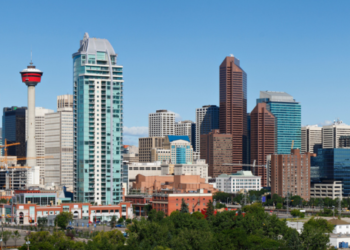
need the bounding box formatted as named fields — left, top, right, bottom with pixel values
left=45, top=95, right=73, bottom=190
left=257, top=91, right=301, bottom=155
left=219, top=56, right=247, bottom=164
left=175, top=120, right=196, bottom=151
left=139, top=137, right=164, bottom=162
left=73, top=33, right=124, bottom=205
left=322, top=120, right=350, bottom=149
left=271, top=149, right=311, bottom=201
left=26, top=107, right=54, bottom=184
left=2, top=107, right=27, bottom=165
left=149, top=110, right=175, bottom=137
left=250, top=103, right=275, bottom=187
left=195, top=105, right=219, bottom=154
left=301, top=125, right=322, bottom=153
left=200, top=129, right=232, bottom=177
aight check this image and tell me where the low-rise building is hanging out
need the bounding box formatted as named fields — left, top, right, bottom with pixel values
left=152, top=191, right=212, bottom=215
left=328, top=219, right=350, bottom=234
left=310, top=180, right=342, bottom=200
left=124, top=194, right=152, bottom=216
left=126, top=162, right=162, bottom=188
left=216, top=171, right=261, bottom=193
left=131, top=174, right=215, bottom=194
left=161, top=159, right=208, bottom=182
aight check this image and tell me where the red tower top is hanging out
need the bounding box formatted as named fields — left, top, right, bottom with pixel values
left=20, top=62, right=43, bottom=87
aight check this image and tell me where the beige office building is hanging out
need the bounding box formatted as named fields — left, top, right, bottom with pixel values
left=301, top=125, right=322, bottom=153
left=322, top=120, right=350, bottom=149
left=139, top=137, right=164, bottom=162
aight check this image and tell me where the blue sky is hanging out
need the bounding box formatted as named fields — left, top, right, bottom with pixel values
left=1, top=0, right=350, bottom=145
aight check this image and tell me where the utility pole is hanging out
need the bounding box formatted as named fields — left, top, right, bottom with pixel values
left=338, top=197, right=342, bottom=218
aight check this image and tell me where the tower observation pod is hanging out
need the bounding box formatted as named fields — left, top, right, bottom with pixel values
left=20, top=62, right=43, bottom=167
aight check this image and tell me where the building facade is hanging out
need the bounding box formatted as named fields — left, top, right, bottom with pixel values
left=301, top=125, right=322, bottom=154
left=310, top=180, right=342, bottom=200
left=175, top=120, right=196, bottom=151
left=216, top=171, right=261, bottom=194
left=2, top=107, right=27, bottom=165
left=73, top=33, right=124, bottom=204
left=149, top=110, right=175, bottom=137
left=161, top=159, right=209, bottom=182
left=219, top=56, right=247, bottom=164
left=125, top=161, right=162, bottom=188
left=271, top=149, right=311, bottom=201
left=311, top=148, right=350, bottom=196
left=200, top=129, right=232, bottom=177
left=45, top=95, right=74, bottom=189
left=257, top=91, right=301, bottom=155
left=322, top=120, right=350, bottom=149
left=139, top=137, right=164, bottom=162
left=195, top=105, right=219, bottom=154
left=26, top=107, right=54, bottom=184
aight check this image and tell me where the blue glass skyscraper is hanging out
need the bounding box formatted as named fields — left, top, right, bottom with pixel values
left=257, top=91, right=301, bottom=155
left=311, top=148, right=350, bottom=196
left=73, top=33, right=123, bottom=205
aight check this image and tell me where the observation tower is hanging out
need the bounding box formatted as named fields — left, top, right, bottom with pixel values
left=20, top=61, right=43, bottom=167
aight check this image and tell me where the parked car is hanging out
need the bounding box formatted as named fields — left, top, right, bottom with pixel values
left=66, top=226, right=74, bottom=230
left=115, top=224, right=122, bottom=228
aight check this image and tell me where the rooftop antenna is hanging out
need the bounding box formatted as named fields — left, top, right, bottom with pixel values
left=30, top=48, right=33, bottom=66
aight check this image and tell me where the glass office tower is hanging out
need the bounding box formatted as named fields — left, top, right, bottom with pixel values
left=73, top=33, right=123, bottom=205
left=311, top=148, right=350, bottom=196
left=257, top=91, right=301, bottom=155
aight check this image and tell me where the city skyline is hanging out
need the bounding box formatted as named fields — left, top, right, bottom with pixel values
left=2, top=1, right=350, bottom=146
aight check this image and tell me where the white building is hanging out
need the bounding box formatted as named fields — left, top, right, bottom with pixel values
left=149, top=110, right=175, bottom=137
left=301, top=125, right=322, bottom=153
left=216, top=171, right=261, bottom=193
left=44, top=95, right=73, bottom=190
left=161, top=159, right=209, bottom=183
left=195, top=105, right=219, bottom=153
left=328, top=219, right=350, bottom=234
left=127, top=161, right=162, bottom=188
left=175, top=120, right=196, bottom=150
left=27, top=166, right=40, bottom=186
left=26, top=107, right=54, bottom=184
left=310, top=180, right=342, bottom=200
left=322, top=120, right=350, bottom=149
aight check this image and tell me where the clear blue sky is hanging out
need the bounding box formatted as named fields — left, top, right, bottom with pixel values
left=1, top=0, right=350, bottom=145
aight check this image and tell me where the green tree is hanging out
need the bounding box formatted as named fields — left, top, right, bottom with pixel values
left=303, top=217, right=334, bottom=233
left=180, top=198, right=189, bottom=213
left=206, top=200, right=214, bottom=218
left=191, top=211, right=205, bottom=220
left=91, top=230, right=126, bottom=248
left=54, top=211, right=73, bottom=230
left=11, top=230, right=21, bottom=246
left=215, top=203, right=226, bottom=209
left=1, top=231, right=12, bottom=247
left=110, top=215, right=117, bottom=228
left=276, top=203, right=282, bottom=209
left=213, top=191, right=231, bottom=203
left=37, top=216, right=48, bottom=229
left=117, top=217, right=124, bottom=224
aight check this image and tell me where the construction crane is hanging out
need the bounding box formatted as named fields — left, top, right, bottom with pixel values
left=0, top=139, right=20, bottom=160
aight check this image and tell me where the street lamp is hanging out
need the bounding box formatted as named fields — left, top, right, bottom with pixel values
left=332, top=206, right=335, bottom=218
left=26, top=240, right=30, bottom=250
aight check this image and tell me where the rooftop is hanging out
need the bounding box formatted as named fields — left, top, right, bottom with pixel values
left=259, top=91, right=295, bottom=103
left=167, top=135, right=190, bottom=142
left=218, top=171, right=260, bottom=178
left=328, top=218, right=350, bottom=225
left=74, top=32, right=116, bottom=56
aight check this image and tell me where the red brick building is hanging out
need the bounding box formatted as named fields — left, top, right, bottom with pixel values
left=200, top=129, right=233, bottom=177
left=152, top=192, right=213, bottom=216
left=271, top=149, right=311, bottom=201
left=250, top=103, right=275, bottom=186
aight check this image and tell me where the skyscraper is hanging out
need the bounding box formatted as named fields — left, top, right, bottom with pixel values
left=149, top=110, right=175, bottom=137
left=195, top=105, right=219, bottom=154
left=175, top=120, right=196, bottom=150
left=257, top=91, right=301, bottom=155
left=73, top=33, right=124, bottom=205
left=45, top=95, right=73, bottom=190
left=219, top=55, right=247, bottom=164
left=322, top=120, right=350, bottom=149
left=26, top=107, right=54, bottom=184
left=301, top=125, right=322, bottom=153
left=200, top=129, right=232, bottom=177
left=2, top=107, right=27, bottom=165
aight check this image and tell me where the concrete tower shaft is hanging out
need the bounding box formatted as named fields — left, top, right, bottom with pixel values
left=20, top=63, right=43, bottom=167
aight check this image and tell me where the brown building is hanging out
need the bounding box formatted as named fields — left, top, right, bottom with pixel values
left=219, top=56, right=247, bottom=164
left=271, top=149, right=311, bottom=201
left=250, top=103, right=275, bottom=187
left=200, top=129, right=233, bottom=177
left=132, top=174, right=216, bottom=194
left=139, top=137, right=164, bottom=162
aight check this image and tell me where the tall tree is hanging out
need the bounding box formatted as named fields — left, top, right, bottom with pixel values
left=180, top=198, right=189, bottom=213
left=206, top=200, right=214, bottom=218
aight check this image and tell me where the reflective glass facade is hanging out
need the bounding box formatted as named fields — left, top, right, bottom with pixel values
left=73, top=35, right=123, bottom=205
left=257, top=99, right=301, bottom=154
left=311, top=148, right=350, bottom=196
